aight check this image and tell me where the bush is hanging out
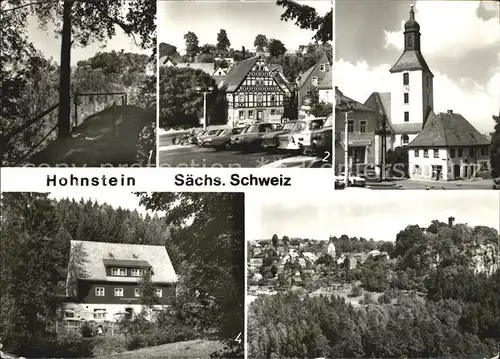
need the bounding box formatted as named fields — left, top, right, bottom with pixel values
left=378, top=293, right=392, bottom=304
left=126, top=334, right=148, bottom=351
left=363, top=292, right=374, bottom=304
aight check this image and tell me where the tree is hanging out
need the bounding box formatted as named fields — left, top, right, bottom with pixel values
left=216, top=29, right=231, bottom=53
left=491, top=113, right=500, bottom=177
left=3, top=0, right=156, bottom=140
left=184, top=31, right=199, bottom=60
left=139, top=269, right=159, bottom=309
left=276, top=0, right=332, bottom=42
left=137, top=193, right=244, bottom=355
left=254, top=34, right=268, bottom=51
left=272, top=234, right=279, bottom=247
left=267, top=38, right=287, bottom=57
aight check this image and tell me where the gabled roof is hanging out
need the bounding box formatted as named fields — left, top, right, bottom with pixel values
left=69, top=240, right=178, bottom=283
left=390, top=50, right=433, bottom=76
left=222, top=56, right=260, bottom=92
left=159, top=56, right=175, bottom=66
left=318, top=69, right=332, bottom=90
left=408, top=111, right=490, bottom=147
left=269, top=64, right=283, bottom=73
left=296, top=52, right=330, bottom=89
left=392, top=123, right=422, bottom=134
left=335, top=87, right=375, bottom=112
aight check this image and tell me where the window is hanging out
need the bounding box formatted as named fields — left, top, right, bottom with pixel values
left=480, top=161, right=489, bottom=171
left=94, top=309, right=106, bottom=319
left=347, top=120, right=354, bottom=133
left=312, top=77, right=318, bottom=86
left=458, top=148, right=463, bottom=157
left=248, top=110, right=254, bottom=119
left=404, top=93, right=409, bottom=104
left=403, top=72, right=409, bottom=85
left=257, top=94, right=263, bottom=102
left=111, top=268, right=126, bottom=276
left=95, top=287, right=105, bottom=296
left=481, top=146, right=488, bottom=156
left=423, top=149, right=429, bottom=158
left=271, top=95, right=275, bottom=102
left=414, top=149, right=419, bottom=157
left=155, top=289, right=163, bottom=297
left=359, top=121, right=366, bottom=133
left=402, top=134, right=409, bottom=146
left=450, top=148, right=455, bottom=158
left=114, top=288, right=123, bottom=297
left=131, top=269, right=142, bottom=277
left=469, top=147, right=475, bottom=157
left=414, top=165, right=421, bottom=175
left=238, top=93, right=245, bottom=102
left=404, top=111, right=409, bottom=122
left=433, top=149, right=439, bottom=158
left=134, top=288, right=141, bottom=297
left=238, top=110, right=244, bottom=119
left=320, top=64, right=325, bottom=71
left=271, top=109, right=276, bottom=115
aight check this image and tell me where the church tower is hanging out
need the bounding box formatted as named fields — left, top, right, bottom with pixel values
left=389, top=5, right=434, bottom=147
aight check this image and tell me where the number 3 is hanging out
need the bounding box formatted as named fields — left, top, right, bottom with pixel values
left=322, top=151, right=331, bottom=162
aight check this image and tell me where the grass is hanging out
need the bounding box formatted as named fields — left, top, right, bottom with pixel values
left=96, top=339, right=225, bottom=359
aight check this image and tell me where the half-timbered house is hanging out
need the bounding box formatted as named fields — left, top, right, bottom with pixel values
left=219, top=55, right=292, bottom=126
left=62, top=240, right=178, bottom=322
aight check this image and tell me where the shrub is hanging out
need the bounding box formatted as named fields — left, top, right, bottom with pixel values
left=126, top=334, right=148, bottom=351
left=80, top=321, right=94, bottom=338
left=378, top=293, right=392, bottom=304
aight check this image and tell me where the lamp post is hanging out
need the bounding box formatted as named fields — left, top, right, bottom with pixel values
left=196, top=86, right=214, bottom=131
left=339, top=101, right=355, bottom=187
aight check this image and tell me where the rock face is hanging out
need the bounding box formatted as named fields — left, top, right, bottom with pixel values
left=469, top=243, right=499, bottom=275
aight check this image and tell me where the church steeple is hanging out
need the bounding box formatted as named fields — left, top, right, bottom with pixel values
left=404, top=5, right=421, bottom=51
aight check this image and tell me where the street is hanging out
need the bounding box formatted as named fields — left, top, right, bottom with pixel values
left=158, top=145, right=300, bottom=168
left=364, top=178, right=496, bottom=190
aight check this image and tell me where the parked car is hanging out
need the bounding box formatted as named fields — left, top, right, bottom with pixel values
left=203, top=127, right=247, bottom=150
left=189, top=127, right=205, bottom=144
left=310, top=113, right=333, bottom=158
left=335, top=173, right=367, bottom=187
left=231, top=122, right=281, bottom=151
left=276, top=118, right=325, bottom=153
left=261, top=121, right=296, bottom=151
left=196, top=125, right=227, bottom=145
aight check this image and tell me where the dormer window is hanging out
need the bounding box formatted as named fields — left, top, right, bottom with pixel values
left=111, top=268, right=127, bottom=276
left=131, top=269, right=143, bottom=277
left=320, top=64, right=325, bottom=72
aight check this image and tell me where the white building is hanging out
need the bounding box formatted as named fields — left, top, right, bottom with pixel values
left=407, top=110, right=491, bottom=181
left=318, top=69, right=333, bottom=104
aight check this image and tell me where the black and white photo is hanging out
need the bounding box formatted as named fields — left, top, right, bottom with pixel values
left=334, top=0, right=500, bottom=189
left=158, top=0, right=333, bottom=168
left=1, top=0, right=156, bottom=168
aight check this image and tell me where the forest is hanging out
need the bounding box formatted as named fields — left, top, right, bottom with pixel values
left=248, top=221, right=500, bottom=359
left=1, top=0, right=156, bottom=166
left=0, top=192, right=244, bottom=358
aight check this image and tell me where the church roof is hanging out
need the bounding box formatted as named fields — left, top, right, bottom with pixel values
left=408, top=111, right=491, bottom=147
left=390, top=50, right=433, bottom=75
left=392, top=123, right=423, bottom=134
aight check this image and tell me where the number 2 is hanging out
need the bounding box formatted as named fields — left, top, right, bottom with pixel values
left=322, top=151, right=331, bottom=162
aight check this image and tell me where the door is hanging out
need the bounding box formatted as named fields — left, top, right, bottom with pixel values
left=453, top=164, right=460, bottom=179
left=257, top=110, right=263, bottom=121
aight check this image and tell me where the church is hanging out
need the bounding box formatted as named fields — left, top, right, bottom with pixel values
left=335, top=5, right=491, bottom=181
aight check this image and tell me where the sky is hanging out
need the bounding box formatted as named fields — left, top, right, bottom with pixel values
left=158, top=0, right=332, bottom=52
left=247, top=190, right=500, bottom=242
left=335, top=0, right=500, bottom=134
left=24, top=15, right=149, bottom=66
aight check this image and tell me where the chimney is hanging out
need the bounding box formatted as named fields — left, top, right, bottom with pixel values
left=448, top=216, right=455, bottom=227
left=447, top=110, right=453, bottom=114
